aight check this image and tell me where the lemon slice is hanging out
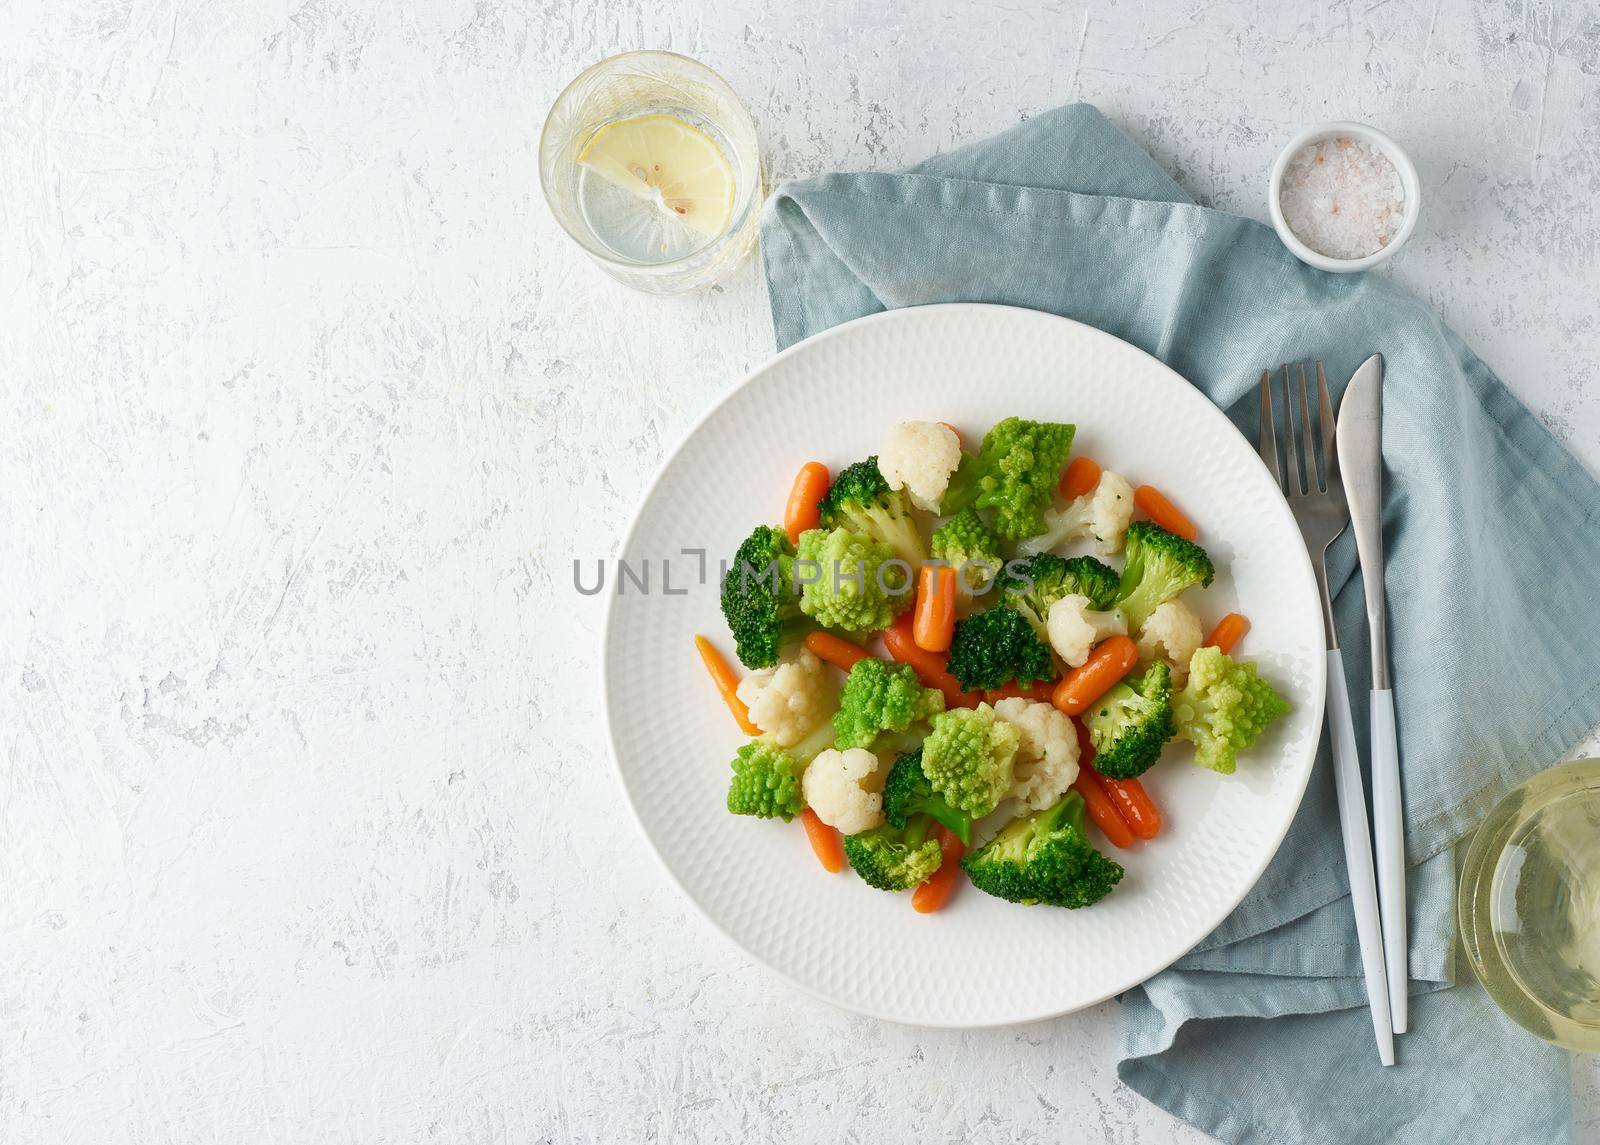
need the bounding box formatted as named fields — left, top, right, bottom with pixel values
left=577, top=114, right=735, bottom=239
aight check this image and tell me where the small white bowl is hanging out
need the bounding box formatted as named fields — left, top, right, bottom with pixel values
left=1268, top=121, right=1420, bottom=273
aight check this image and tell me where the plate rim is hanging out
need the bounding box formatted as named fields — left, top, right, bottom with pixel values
left=600, top=302, right=1326, bottom=1028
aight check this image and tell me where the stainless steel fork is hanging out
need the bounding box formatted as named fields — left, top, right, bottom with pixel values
left=1259, top=363, right=1395, bottom=1067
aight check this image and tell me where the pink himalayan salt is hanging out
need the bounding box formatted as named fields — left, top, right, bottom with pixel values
left=1280, top=135, right=1405, bottom=260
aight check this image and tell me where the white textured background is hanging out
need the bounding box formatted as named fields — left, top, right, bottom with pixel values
left=4, top=1, right=1599, bottom=1142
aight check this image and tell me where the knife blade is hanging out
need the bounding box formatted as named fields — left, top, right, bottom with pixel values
left=1335, top=352, right=1408, bottom=1035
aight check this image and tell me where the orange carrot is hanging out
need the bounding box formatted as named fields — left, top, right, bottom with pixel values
left=939, top=421, right=963, bottom=446
left=1052, top=635, right=1139, bottom=716
left=1073, top=770, right=1136, bottom=849
left=800, top=808, right=845, bottom=873
left=912, top=826, right=966, bottom=913
left=1134, top=484, right=1198, bottom=541
left=883, top=613, right=983, bottom=708
left=784, top=461, right=830, bottom=545
left=1205, top=612, right=1250, bottom=655
left=1090, top=764, right=1162, bottom=840
left=1059, top=455, right=1102, bottom=501
left=984, top=680, right=1058, bottom=704
left=694, top=634, right=761, bottom=736
left=913, top=565, right=957, bottom=653
left=804, top=630, right=871, bottom=672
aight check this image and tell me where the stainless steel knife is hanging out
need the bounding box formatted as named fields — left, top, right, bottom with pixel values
left=1336, top=353, right=1407, bottom=1035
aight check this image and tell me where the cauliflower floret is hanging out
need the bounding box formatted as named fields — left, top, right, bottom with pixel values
left=992, top=697, right=1080, bottom=810
left=735, top=649, right=834, bottom=747
left=877, top=421, right=963, bottom=513
left=1137, top=599, right=1205, bottom=684
left=1045, top=593, right=1130, bottom=668
left=802, top=747, right=887, bottom=834
left=1017, top=470, right=1136, bottom=557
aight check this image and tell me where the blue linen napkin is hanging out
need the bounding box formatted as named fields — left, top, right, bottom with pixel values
left=760, top=104, right=1596, bottom=1144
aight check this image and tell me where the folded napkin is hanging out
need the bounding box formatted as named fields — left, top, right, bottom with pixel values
left=761, top=105, right=1600, bottom=1144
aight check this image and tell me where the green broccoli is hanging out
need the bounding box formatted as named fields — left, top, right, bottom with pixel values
left=725, top=722, right=835, bottom=820
left=832, top=658, right=945, bottom=750
left=999, top=552, right=1123, bottom=636
left=939, top=417, right=1076, bottom=540
left=1173, top=646, right=1290, bottom=774
left=945, top=605, right=1056, bottom=692
left=881, top=748, right=973, bottom=846
left=1114, top=522, right=1215, bottom=630
left=719, top=525, right=807, bottom=669
left=817, top=458, right=928, bottom=567
left=920, top=704, right=1021, bottom=819
left=842, top=822, right=944, bottom=891
left=794, top=526, right=910, bottom=635
left=1086, top=660, right=1177, bottom=779
left=930, top=508, right=1004, bottom=600
left=961, top=791, right=1124, bottom=907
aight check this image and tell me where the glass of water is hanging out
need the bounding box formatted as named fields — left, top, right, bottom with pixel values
left=540, top=51, right=763, bottom=294
left=1458, top=757, right=1600, bottom=1050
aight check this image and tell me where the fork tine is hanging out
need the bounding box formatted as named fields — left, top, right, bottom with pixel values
left=1298, top=363, right=1319, bottom=492
left=1280, top=364, right=1303, bottom=495
left=1258, top=371, right=1281, bottom=490
left=1317, top=360, right=1339, bottom=490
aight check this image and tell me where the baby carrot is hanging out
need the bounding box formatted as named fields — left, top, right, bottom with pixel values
left=1052, top=635, right=1139, bottom=716
left=912, top=826, right=966, bottom=913
left=883, top=613, right=983, bottom=708
left=804, top=630, right=871, bottom=672
left=1089, top=763, right=1162, bottom=840
left=1205, top=612, right=1250, bottom=655
left=694, top=634, right=762, bottom=736
left=1134, top=484, right=1198, bottom=541
left=913, top=565, right=957, bottom=653
left=800, top=808, right=845, bottom=873
left=784, top=461, right=830, bottom=544
left=1073, top=770, right=1136, bottom=849
left=984, top=681, right=1058, bottom=704
left=1059, top=455, right=1102, bottom=501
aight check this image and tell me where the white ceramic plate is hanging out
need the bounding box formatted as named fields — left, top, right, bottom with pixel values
left=603, top=304, right=1324, bottom=1027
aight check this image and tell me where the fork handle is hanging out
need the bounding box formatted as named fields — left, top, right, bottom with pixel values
left=1327, top=649, right=1395, bottom=1065
left=1370, top=687, right=1407, bottom=1033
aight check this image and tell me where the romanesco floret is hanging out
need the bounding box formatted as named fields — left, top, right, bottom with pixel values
left=940, top=417, right=1076, bottom=540
left=1114, top=522, right=1215, bottom=630
left=961, top=792, right=1124, bottom=908
left=720, top=525, right=806, bottom=669
left=1017, top=470, right=1136, bottom=556
left=736, top=649, right=834, bottom=747
left=832, top=657, right=945, bottom=750
left=930, top=507, right=1004, bottom=603
left=1086, top=660, right=1177, bottom=779
left=877, top=421, right=963, bottom=514
left=1173, top=646, right=1290, bottom=774
left=992, top=697, right=1081, bottom=810
left=725, top=722, right=834, bottom=821
left=1045, top=593, right=1130, bottom=668
left=817, top=458, right=927, bottom=567
left=842, top=824, right=944, bottom=891
left=1136, top=599, right=1204, bottom=685
left=920, top=703, right=1021, bottom=819
left=1000, top=552, right=1122, bottom=638
left=794, top=526, right=910, bottom=635
left=945, top=605, right=1056, bottom=692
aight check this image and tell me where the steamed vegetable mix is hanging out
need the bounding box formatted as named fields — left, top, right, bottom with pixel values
left=712, top=413, right=1289, bottom=913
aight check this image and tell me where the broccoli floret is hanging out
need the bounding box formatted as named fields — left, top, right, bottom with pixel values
left=1114, top=522, right=1215, bottom=630
left=1173, top=647, right=1290, bottom=774
left=881, top=749, right=973, bottom=845
left=961, top=792, right=1123, bottom=907
left=719, top=526, right=807, bottom=669
left=940, top=417, right=1076, bottom=540
left=1086, top=660, right=1177, bottom=779
left=945, top=606, right=1056, bottom=692
left=920, top=704, right=1021, bottom=819
left=817, top=458, right=928, bottom=567
left=999, top=552, right=1122, bottom=636
left=930, top=508, right=1003, bottom=599
left=794, top=526, right=910, bottom=635
left=725, top=722, right=834, bottom=820
left=842, top=823, right=944, bottom=891
left=833, top=658, right=945, bottom=750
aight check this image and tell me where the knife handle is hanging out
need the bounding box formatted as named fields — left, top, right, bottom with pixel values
left=1370, top=687, right=1407, bottom=1034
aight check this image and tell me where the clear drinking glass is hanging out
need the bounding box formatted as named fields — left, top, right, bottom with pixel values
left=539, top=51, right=762, bottom=294
left=1458, top=758, right=1600, bottom=1050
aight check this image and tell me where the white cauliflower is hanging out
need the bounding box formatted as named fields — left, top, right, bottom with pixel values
left=992, top=697, right=1080, bottom=810
left=1045, top=594, right=1130, bottom=668
left=1137, top=599, right=1205, bottom=684
left=802, top=747, right=887, bottom=834
left=1017, top=470, right=1136, bottom=556
left=735, top=649, right=834, bottom=747
left=877, top=420, right=963, bottom=513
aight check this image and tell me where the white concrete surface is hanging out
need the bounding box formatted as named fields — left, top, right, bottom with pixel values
left=4, top=1, right=1599, bottom=1141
